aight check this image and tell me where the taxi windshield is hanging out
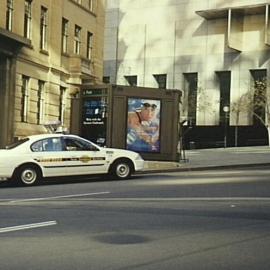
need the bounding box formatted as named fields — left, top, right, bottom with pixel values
left=5, top=138, right=29, bottom=149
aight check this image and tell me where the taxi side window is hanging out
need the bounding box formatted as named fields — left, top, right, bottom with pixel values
left=64, top=138, right=98, bottom=151
left=31, top=138, right=63, bottom=152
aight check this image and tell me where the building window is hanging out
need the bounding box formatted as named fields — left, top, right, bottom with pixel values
left=250, top=69, right=267, bottom=125
left=125, top=75, right=137, bottom=86
left=6, top=0, right=14, bottom=31
left=87, top=32, right=93, bottom=59
left=21, top=76, right=29, bottom=122
left=184, top=73, right=198, bottom=125
left=74, top=25, right=81, bottom=54
left=216, top=71, right=231, bottom=125
left=103, top=76, right=110, bottom=84
left=40, top=6, right=48, bottom=50
left=153, top=74, right=167, bottom=89
left=24, top=0, right=32, bottom=39
left=62, top=18, right=69, bottom=53
left=59, top=87, right=66, bottom=124
left=37, top=81, right=45, bottom=124
left=88, top=0, right=94, bottom=11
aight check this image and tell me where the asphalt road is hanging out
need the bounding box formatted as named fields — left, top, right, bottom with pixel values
left=1, top=166, right=270, bottom=270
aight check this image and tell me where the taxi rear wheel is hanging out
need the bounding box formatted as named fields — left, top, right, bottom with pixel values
left=110, top=159, right=133, bottom=180
left=15, top=165, right=42, bottom=186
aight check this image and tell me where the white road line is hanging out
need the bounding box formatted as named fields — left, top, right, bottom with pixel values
left=0, top=221, right=57, bottom=233
left=72, top=197, right=270, bottom=202
left=9, top=191, right=110, bottom=203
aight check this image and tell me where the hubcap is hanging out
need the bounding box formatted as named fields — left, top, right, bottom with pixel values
left=116, top=163, right=130, bottom=178
left=21, top=169, right=37, bottom=184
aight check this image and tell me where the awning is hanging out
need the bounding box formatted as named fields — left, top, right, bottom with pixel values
left=196, top=3, right=267, bottom=20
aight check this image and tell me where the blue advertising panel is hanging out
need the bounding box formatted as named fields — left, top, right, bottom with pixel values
left=81, top=97, right=107, bottom=146
left=127, top=98, right=161, bottom=152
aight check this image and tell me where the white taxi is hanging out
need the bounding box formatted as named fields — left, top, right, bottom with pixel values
left=0, top=134, right=144, bottom=186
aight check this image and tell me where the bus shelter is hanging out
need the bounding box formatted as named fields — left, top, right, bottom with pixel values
left=71, top=84, right=181, bottom=161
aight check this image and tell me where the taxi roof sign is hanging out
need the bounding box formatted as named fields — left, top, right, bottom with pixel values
left=44, top=121, right=68, bottom=134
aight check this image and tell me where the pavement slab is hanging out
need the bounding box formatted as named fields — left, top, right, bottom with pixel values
left=143, top=146, right=270, bottom=173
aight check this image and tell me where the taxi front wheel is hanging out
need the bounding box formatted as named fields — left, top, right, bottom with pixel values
left=15, top=165, right=42, bottom=186
left=110, top=160, right=133, bottom=180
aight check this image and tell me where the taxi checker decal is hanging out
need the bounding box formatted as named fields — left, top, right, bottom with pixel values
left=80, top=155, right=92, bottom=163
left=34, top=156, right=106, bottom=167
left=34, top=156, right=105, bottom=162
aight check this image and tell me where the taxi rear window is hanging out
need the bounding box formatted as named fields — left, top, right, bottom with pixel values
left=31, top=137, right=63, bottom=152
left=5, top=138, right=30, bottom=149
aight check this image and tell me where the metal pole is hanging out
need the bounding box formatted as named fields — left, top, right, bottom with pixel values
left=224, top=113, right=227, bottom=148
left=223, top=105, right=230, bottom=148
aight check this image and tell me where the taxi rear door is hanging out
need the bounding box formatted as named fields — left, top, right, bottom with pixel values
left=31, top=137, right=66, bottom=177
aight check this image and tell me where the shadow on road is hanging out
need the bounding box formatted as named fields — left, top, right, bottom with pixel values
left=0, top=174, right=144, bottom=188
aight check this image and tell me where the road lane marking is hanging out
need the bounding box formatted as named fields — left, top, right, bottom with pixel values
left=67, top=197, right=270, bottom=202
left=9, top=191, right=110, bottom=203
left=138, top=177, right=270, bottom=186
left=0, top=221, right=57, bottom=233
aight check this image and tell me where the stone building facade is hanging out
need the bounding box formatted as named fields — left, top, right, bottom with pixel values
left=0, top=0, right=105, bottom=147
left=104, top=0, right=270, bottom=147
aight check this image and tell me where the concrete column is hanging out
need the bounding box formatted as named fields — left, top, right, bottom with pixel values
left=0, top=55, right=16, bottom=147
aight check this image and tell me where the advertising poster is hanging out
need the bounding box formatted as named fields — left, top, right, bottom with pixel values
left=82, top=97, right=107, bottom=146
left=127, top=98, right=161, bottom=152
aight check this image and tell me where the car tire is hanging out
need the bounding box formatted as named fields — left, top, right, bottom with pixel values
left=110, top=160, right=133, bottom=180
left=16, top=165, right=42, bottom=186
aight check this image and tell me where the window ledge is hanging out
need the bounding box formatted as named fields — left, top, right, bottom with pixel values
left=68, top=0, right=97, bottom=17
left=61, top=52, right=70, bottom=57
left=40, top=49, right=49, bottom=55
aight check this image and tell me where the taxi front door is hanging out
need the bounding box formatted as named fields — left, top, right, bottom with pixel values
left=62, top=137, right=108, bottom=176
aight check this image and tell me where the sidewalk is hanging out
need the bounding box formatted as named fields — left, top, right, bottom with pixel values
left=143, top=146, right=270, bottom=173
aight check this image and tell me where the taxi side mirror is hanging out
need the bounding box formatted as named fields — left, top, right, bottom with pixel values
left=88, top=146, right=99, bottom=151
